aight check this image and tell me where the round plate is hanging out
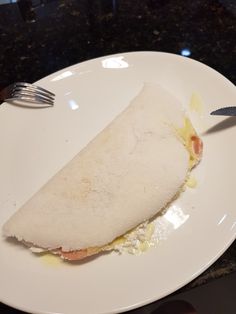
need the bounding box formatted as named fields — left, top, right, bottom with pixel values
left=0, top=52, right=236, bottom=314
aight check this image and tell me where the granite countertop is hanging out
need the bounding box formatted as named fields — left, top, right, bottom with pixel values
left=0, top=0, right=235, bottom=313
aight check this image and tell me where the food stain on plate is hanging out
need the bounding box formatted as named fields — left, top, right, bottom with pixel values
left=186, top=176, right=197, bottom=188
left=189, top=92, right=204, bottom=115
left=39, top=253, right=62, bottom=266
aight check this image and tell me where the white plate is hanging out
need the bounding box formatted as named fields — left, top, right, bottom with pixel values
left=0, top=52, right=236, bottom=314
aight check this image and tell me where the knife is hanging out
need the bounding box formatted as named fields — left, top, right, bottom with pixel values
left=211, top=107, right=236, bottom=116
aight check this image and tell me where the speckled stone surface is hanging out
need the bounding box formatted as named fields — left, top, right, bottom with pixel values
left=0, top=0, right=235, bottom=313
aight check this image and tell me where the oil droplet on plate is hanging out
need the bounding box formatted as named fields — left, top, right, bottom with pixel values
left=40, top=253, right=62, bottom=266
left=189, top=93, right=204, bottom=114
left=186, top=176, right=197, bottom=188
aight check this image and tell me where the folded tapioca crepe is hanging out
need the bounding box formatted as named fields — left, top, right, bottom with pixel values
left=3, top=83, right=202, bottom=260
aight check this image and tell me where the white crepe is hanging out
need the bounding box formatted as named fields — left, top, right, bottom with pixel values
left=3, top=84, right=189, bottom=251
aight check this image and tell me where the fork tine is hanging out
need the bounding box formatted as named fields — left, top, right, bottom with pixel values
left=12, top=94, right=54, bottom=105
left=13, top=87, right=55, bottom=101
left=14, top=82, right=55, bottom=96
left=6, top=97, right=54, bottom=106
left=12, top=92, right=54, bottom=105
left=11, top=93, right=54, bottom=105
left=14, top=86, right=55, bottom=100
left=1, top=82, right=55, bottom=106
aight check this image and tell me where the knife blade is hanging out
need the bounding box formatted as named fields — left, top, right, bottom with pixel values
left=210, top=107, right=236, bottom=116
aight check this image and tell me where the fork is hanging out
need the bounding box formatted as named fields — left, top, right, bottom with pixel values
left=0, top=82, right=55, bottom=106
